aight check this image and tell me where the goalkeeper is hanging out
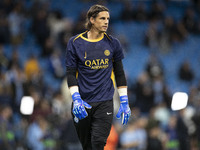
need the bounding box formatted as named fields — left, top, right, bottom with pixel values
left=65, top=4, right=131, bottom=150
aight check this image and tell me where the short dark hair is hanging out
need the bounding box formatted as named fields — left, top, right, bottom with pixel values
left=85, top=4, right=109, bottom=30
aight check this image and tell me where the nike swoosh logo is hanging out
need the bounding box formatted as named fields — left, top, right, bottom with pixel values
left=107, top=112, right=112, bottom=115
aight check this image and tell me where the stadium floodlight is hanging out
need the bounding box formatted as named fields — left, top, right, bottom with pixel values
left=20, top=96, right=34, bottom=115
left=171, top=92, right=188, bottom=111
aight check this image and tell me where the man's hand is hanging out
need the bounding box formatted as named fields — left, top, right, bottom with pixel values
left=116, top=95, right=131, bottom=125
left=72, top=92, right=92, bottom=119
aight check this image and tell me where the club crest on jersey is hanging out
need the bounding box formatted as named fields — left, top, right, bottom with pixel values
left=104, top=50, right=110, bottom=56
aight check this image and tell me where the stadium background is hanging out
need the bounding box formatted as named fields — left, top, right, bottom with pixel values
left=0, top=0, right=200, bottom=149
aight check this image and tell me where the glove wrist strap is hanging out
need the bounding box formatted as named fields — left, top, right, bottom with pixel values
left=118, top=87, right=127, bottom=97
left=120, top=95, right=128, bottom=103
left=69, top=86, right=79, bottom=96
left=72, top=92, right=81, bottom=101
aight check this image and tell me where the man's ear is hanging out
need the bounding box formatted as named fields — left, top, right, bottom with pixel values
left=90, top=17, right=95, bottom=24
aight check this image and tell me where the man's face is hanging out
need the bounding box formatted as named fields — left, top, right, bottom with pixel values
left=90, top=11, right=110, bottom=32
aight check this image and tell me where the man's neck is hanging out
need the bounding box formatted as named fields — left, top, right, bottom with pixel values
left=87, top=30, right=104, bottom=40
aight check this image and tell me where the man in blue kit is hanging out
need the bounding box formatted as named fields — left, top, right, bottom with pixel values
left=66, top=4, right=131, bottom=150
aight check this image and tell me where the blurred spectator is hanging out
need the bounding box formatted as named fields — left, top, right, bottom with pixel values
left=47, top=10, right=73, bottom=46
left=186, top=104, right=200, bottom=150
left=178, top=60, right=194, bottom=82
left=26, top=115, right=56, bottom=150
left=165, top=115, right=179, bottom=150
left=0, top=11, right=10, bottom=44
left=158, top=16, right=187, bottom=53
left=134, top=72, right=155, bottom=114
left=32, top=9, right=50, bottom=48
left=152, top=77, right=166, bottom=105
left=41, top=36, right=54, bottom=57
left=57, top=30, right=72, bottom=52
left=119, top=119, right=140, bottom=150
left=146, top=119, right=166, bottom=150
left=7, top=49, right=22, bottom=70
left=30, top=98, right=52, bottom=123
left=145, top=54, right=164, bottom=80
left=0, top=104, right=15, bottom=150
left=0, top=44, right=9, bottom=71
left=144, top=21, right=159, bottom=51
left=175, top=21, right=188, bottom=42
left=0, top=0, right=14, bottom=14
left=120, top=1, right=134, bottom=21
left=134, top=2, right=148, bottom=22
left=119, top=117, right=147, bottom=150
left=158, top=16, right=174, bottom=53
left=136, top=117, right=148, bottom=150
left=153, top=102, right=170, bottom=128
left=26, top=70, right=48, bottom=100
left=8, top=2, right=25, bottom=45
left=27, top=1, right=41, bottom=18
left=13, top=117, right=29, bottom=150
left=182, top=7, right=198, bottom=34
left=59, top=118, right=82, bottom=150
left=183, top=107, right=196, bottom=138
left=188, top=82, right=200, bottom=112
left=148, top=1, right=165, bottom=21
left=145, top=54, right=171, bottom=106
left=6, top=63, right=26, bottom=113
left=48, top=49, right=65, bottom=80
left=115, top=33, right=129, bottom=53
left=72, top=10, right=87, bottom=35
left=191, top=113, right=200, bottom=150
left=51, top=90, right=68, bottom=120
left=176, top=109, right=191, bottom=150
left=24, top=54, right=40, bottom=82
left=158, top=17, right=173, bottom=50
left=162, top=84, right=172, bottom=109
left=0, top=70, right=12, bottom=105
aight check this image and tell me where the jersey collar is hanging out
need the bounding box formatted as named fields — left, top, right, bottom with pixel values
left=80, top=31, right=104, bottom=42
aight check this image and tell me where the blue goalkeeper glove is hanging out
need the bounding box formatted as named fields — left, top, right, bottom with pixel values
left=72, top=92, right=92, bottom=120
left=116, top=95, right=131, bottom=125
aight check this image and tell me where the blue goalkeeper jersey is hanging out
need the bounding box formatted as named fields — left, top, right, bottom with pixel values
left=66, top=31, right=124, bottom=103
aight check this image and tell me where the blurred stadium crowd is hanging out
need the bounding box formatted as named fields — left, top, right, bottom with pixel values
left=0, top=0, right=200, bottom=150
